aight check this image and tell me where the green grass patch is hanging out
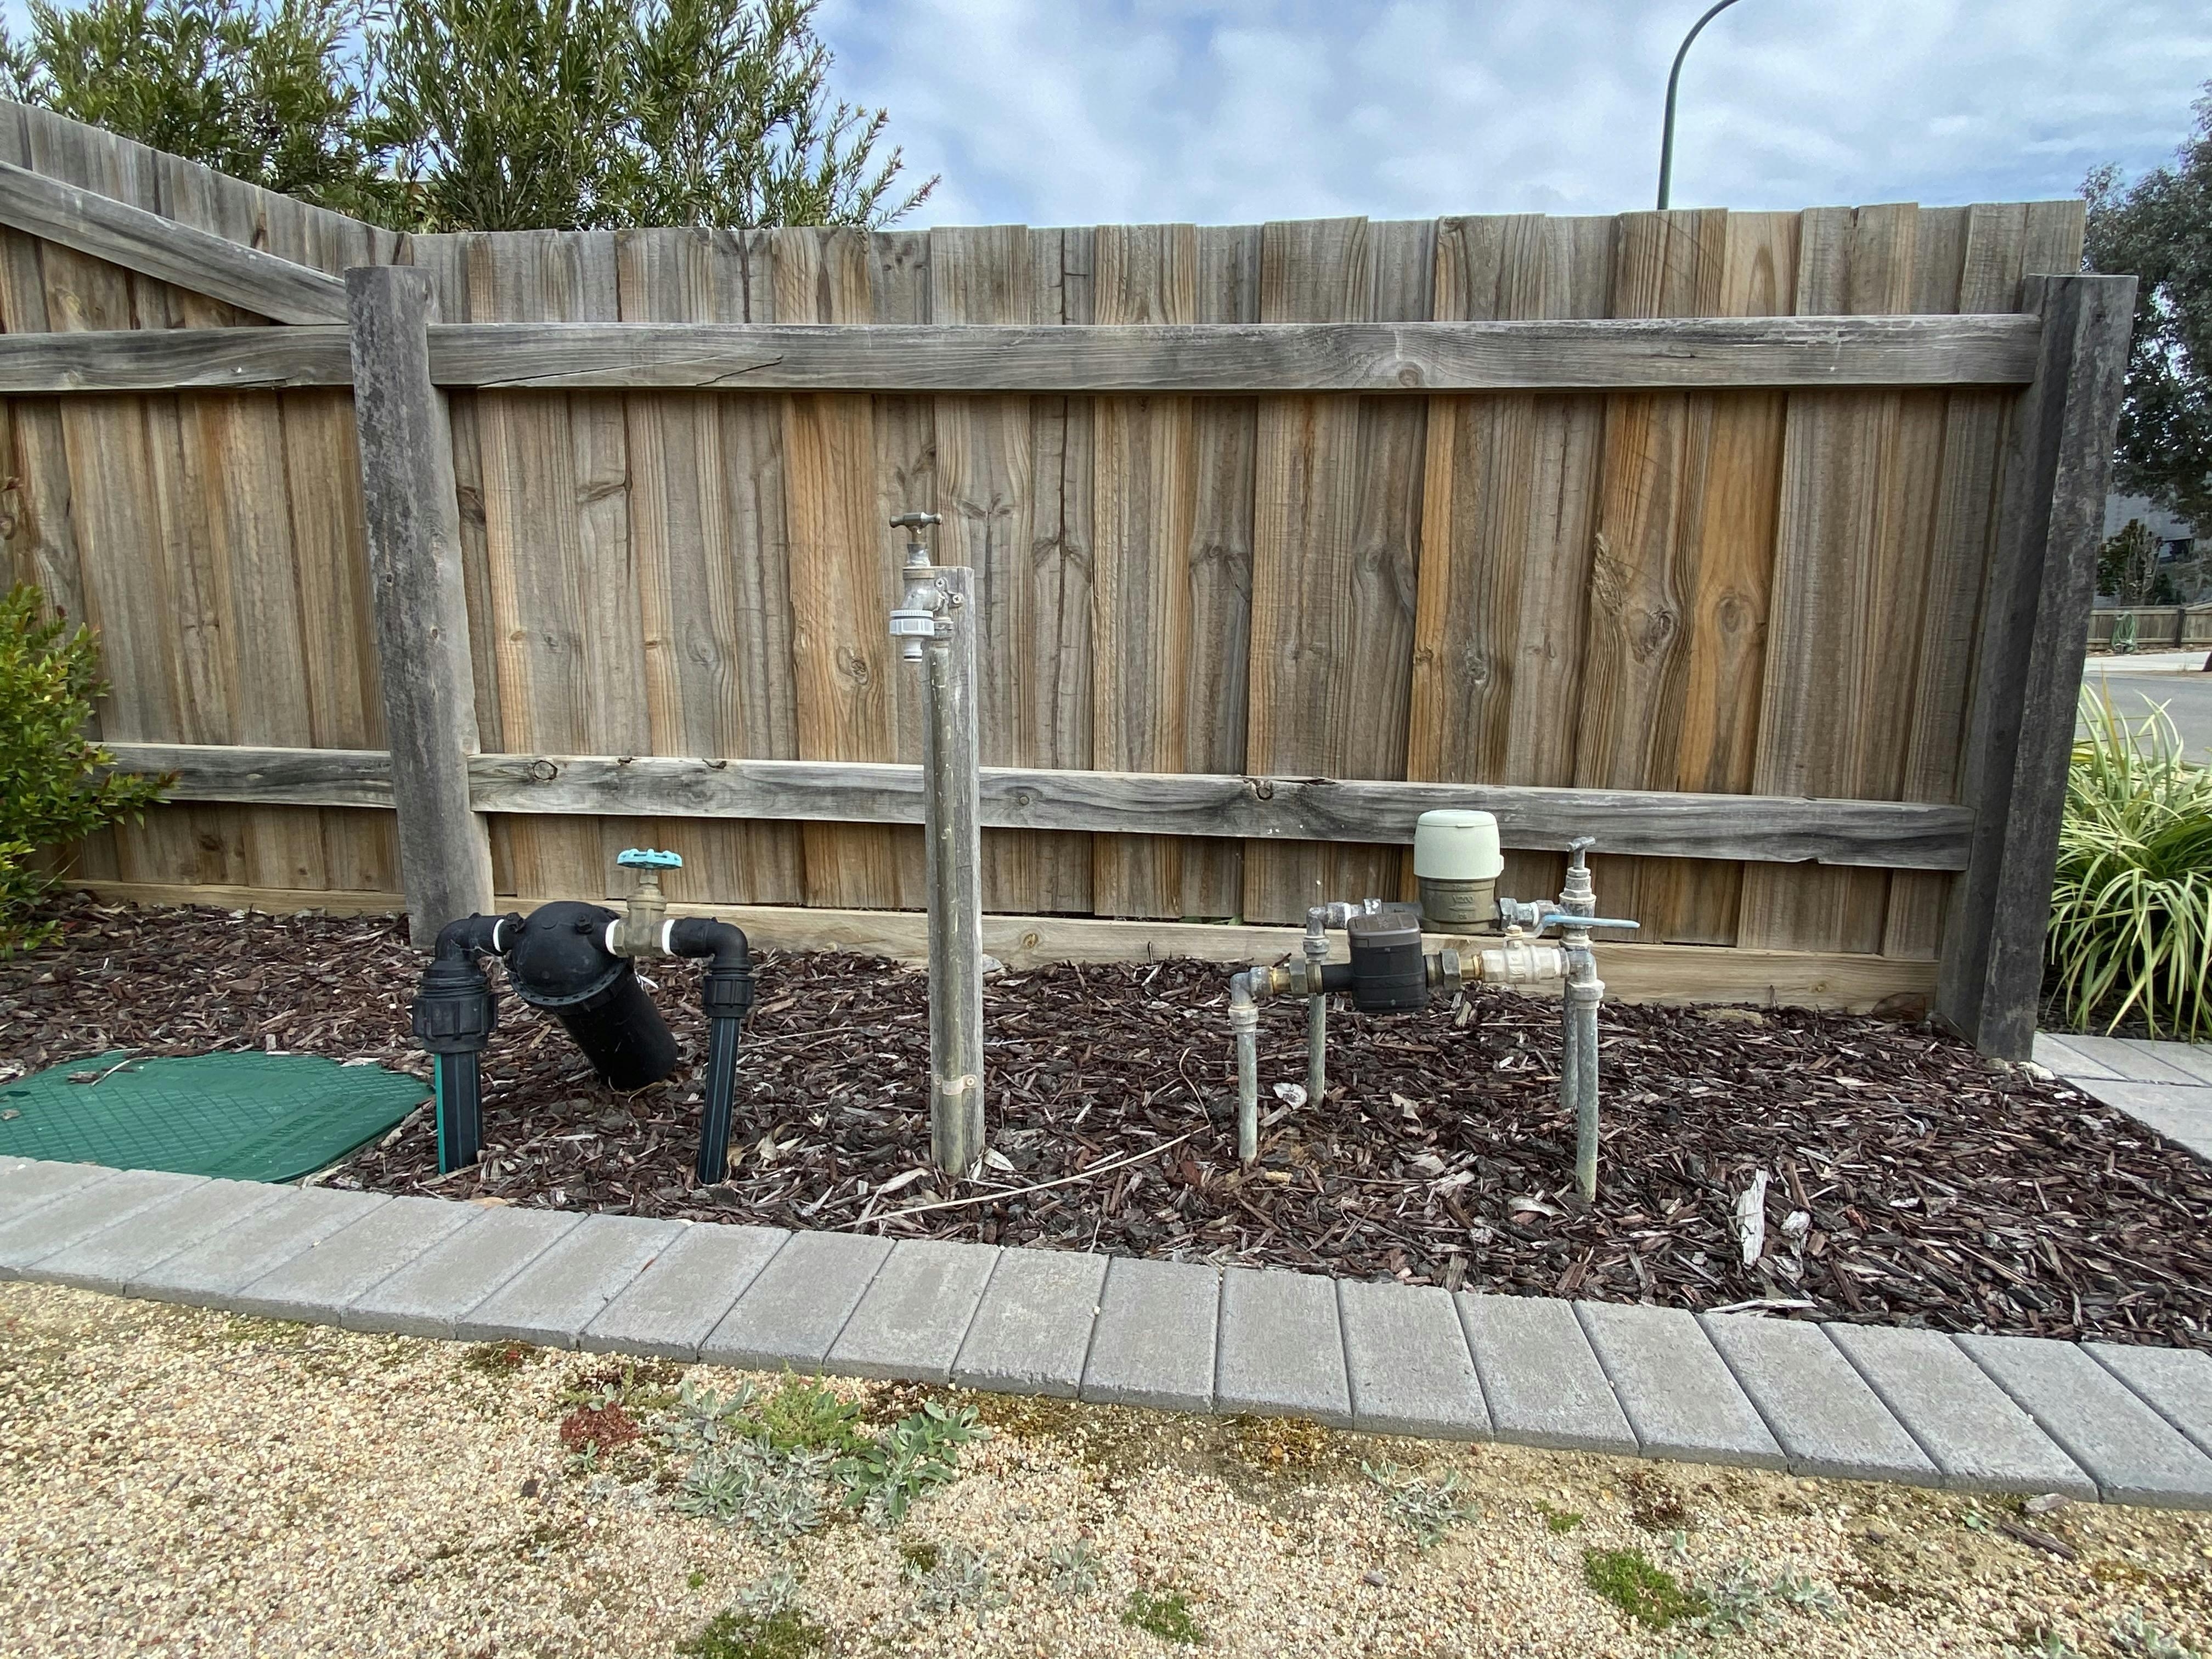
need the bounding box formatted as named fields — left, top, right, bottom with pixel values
left=754, top=1375, right=869, bottom=1455
left=676, top=1608, right=827, bottom=1659
left=1582, top=1547, right=1710, bottom=1630
left=1122, top=1587, right=1204, bottom=1645
left=1538, top=1501, right=1583, bottom=1533
left=460, top=1340, right=535, bottom=1375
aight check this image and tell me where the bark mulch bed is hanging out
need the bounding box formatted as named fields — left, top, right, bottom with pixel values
left=6, top=896, right=2210, bottom=1350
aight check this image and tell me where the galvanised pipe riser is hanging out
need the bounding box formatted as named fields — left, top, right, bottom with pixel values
left=923, top=565, right=986, bottom=1177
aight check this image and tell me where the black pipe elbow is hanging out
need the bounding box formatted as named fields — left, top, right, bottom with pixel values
left=431, top=911, right=520, bottom=964
left=668, top=917, right=751, bottom=973
left=669, top=918, right=754, bottom=1022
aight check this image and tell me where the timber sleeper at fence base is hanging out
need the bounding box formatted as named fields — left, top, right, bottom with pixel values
left=106, top=742, right=1974, bottom=871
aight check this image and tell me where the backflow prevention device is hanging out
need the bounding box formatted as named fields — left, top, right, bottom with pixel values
left=409, top=849, right=754, bottom=1184
left=1226, top=823, right=1636, bottom=1200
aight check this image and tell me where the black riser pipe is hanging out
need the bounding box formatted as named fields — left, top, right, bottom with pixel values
left=696, top=1017, right=743, bottom=1184
left=436, top=1049, right=483, bottom=1173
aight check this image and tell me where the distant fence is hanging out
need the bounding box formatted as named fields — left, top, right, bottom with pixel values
left=0, top=99, right=2134, bottom=1053
left=2089, top=605, right=2212, bottom=651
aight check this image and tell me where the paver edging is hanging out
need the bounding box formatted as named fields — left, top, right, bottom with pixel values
left=2, top=1153, right=2208, bottom=1511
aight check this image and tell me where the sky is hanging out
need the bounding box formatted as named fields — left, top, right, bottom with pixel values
left=815, top=0, right=2212, bottom=228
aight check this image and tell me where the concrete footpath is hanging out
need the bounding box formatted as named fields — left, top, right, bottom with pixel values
left=2036, top=1031, right=2212, bottom=1164
left=4, top=1153, right=2211, bottom=1513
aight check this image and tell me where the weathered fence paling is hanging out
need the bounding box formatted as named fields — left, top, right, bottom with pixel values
left=0, top=98, right=2134, bottom=1049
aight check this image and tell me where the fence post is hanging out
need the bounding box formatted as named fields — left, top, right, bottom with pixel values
left=345, top=264, right=494, bottom=945
left=1937, top=273, right=2136, bottom=1058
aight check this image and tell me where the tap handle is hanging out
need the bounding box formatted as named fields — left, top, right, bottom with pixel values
left=617, top=848, right=684, bottom=871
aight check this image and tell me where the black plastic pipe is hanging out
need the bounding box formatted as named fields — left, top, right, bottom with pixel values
left=669, top=917, right=753, bottom=1185
left=413, top=912, right=519, bottom=1174
left=503, top=901, right=678, bottom=1088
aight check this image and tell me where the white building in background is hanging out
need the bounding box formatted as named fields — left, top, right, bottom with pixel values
left=2101, top=493, right=2205, bottom=606
left=2104, top=493, right=2198, bottom=551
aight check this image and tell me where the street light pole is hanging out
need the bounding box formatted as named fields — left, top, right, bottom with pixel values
left=1656, top=0, right=1749, bottom=210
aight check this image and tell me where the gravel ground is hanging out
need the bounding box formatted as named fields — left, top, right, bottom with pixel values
left=7, top=900, right=2212, bottom=1347
left=3, top=1281, right=2210, bottom=1659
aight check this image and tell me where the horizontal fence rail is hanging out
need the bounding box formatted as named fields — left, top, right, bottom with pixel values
left=0, top=314, right=2045, bottom=396
left=108, top=742, right=1976, bottom=871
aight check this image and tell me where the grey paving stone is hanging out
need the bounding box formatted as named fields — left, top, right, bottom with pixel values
left=1826, top=1323, right=2095, bottom=1498
left=701, top=1230, right=891, bottom=1372
left=2071, top=1077, right=2212, bottom=1162
left=1338, top=1279, right=1489, bottom=1440
left=1080, top=1256, right=1219, bottom=1412
left=826, top=1239, right=998, bottom=1383
left=458, top=1214, right=686, bottom=1347
left=0, top=1167, right=206, bottom=1277
left=2056, top=1032, right=2203, bottom=1085
left=2146, top=1043, right=2212, bottom=1087
left=343, top=1205, right=584, bottom=1339
left=951, top=1247, right=1106, bottom=1398
left=129, top=1188, right=391, bottom=1311
left=1960, top=1334, right=2212, bottom=1509
left=1457, top=1293, right=1636, bottom=1456
left=2032, top=1032, right=2122, bottom=1079
left=1701, top=1314, right=1939, bottom=1483
left=1577, top=1301, right=1785, bottom=1470
left=0, top=1158, right=109, bottom=1214
left=582, top=1223, right=788, bottom=1361
left=228, top=1197, right=486, bottom=1324
left=2087, top=1342, right=2212, bottom=1462
left=1215, top=1266, right=1350, bottom=1429
left=30, top=1178, right=291, bottom=1293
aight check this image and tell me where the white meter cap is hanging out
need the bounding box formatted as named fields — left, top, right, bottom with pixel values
left=1414, top=809, right=1503, bottom=882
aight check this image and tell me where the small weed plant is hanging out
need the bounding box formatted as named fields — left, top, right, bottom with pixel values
left=1582, top=1547, right=1709, bottom=1630
left=1362, top=1460, right=1480, bottom=1550
left=2047, top=690, right=2212, bottom=1038
left=0, top=584, right=168, bottom=952
left=902, top=1540, right=1002, bottom=1615
left=835, top=1398, right=984, bottom=1527
left=1046, top=1539, right=1101, bottom=1598
left=1122, top=1586, right=1204, bottom=1645
left=1536, top=1500, right=1583, bottom=1534
left=2111, top=1610, right=2202, bottom=1658
left=1679, top=1559, right=1841, bottom=1637
left=644, top=1375, right=985, bottom=1539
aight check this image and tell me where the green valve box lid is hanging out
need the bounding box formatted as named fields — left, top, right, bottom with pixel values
left=0, top=1051, right=430, bottom=1184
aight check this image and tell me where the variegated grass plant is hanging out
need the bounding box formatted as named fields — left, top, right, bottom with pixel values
left=2045, top=688, right=2212, bottom=1039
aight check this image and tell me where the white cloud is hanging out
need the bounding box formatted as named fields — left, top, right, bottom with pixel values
left=819, top=0, right=2212, bottom=225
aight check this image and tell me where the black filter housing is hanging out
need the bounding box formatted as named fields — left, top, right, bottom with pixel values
left=503, top=901, right=679, bottom=1090
left=1346, top=910, right=1427, bottom=1012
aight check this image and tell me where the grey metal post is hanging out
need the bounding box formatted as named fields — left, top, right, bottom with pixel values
left=893, top=514, right=986, bottom=1176
left=345, top=265, right=493, bottom=945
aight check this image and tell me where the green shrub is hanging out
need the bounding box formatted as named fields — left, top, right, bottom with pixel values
left=2046, top=689, right=2212, bottom=1039
left=0, top=585, right=168, bottom=953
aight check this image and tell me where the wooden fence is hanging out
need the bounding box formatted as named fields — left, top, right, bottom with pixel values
left=2088, top=604, right=2212, bottom=651
left=0, top=101, right=2134, bottom=1053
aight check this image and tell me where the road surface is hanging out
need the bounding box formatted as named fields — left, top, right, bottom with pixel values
left=2079, top=654, right=2212, bottom=763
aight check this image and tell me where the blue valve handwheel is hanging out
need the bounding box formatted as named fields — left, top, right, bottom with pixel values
left=617, top=848, right=685, bottom=870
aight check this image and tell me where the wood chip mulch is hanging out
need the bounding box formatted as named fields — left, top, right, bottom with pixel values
left=5, top=896, right=2210, bottom=1350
